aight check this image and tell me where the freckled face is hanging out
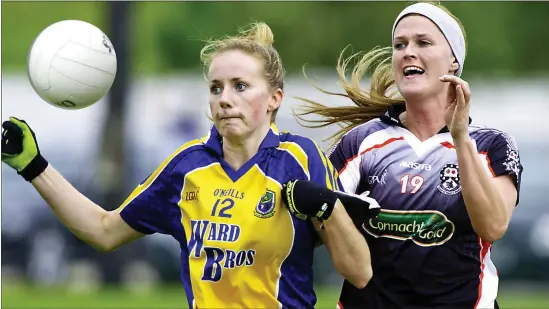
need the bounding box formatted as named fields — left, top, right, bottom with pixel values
left=208, top=50, right=277, bottom=139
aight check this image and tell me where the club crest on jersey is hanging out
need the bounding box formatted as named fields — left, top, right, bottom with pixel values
left=437, top=164, right=462, bottom=195
left=254, top=190, right=276, bottom=219
left=503, top=147, right=521, bottom=176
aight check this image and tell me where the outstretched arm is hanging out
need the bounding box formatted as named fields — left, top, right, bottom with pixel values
left=32, top=165, right=143, bottom=251
left=1, top=117, right=162, bottom=252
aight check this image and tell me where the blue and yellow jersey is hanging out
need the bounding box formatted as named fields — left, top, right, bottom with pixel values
left=118, top=124, right=339, bottom=309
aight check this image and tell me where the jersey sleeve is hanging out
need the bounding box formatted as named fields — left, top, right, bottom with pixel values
left=328, top=130, right=363, bottom=194
left=307, top=139, right=370, bottom=232
left=117, top=157, right=179, bottom=235
left=485, top=132, right=524, bottom=205
left=306, top=140, right=340, bottom=191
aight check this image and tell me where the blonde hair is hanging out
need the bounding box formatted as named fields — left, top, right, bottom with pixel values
left=200, top=22, right=285, bottom=122
left=294, top=1, right=467, bottom=145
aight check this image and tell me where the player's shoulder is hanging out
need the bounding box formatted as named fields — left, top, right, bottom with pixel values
left=171, top=137, right=208, bottom=159
left=277, top=130, right=323, bottom=156
left=469, top=123, right=519, bottom=151
left=329, top=118, right=391, bottom=153
left=137, top=137, right=209, bottom=187
left=159, top=135, right=216, bottom=174
left=469, top=123, right=511, bottom=136
left=276, top=131, right=334, bottom=181
left=343, top=118, right=389, bottom=140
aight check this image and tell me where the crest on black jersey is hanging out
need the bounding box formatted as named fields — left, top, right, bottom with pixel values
left=437, top=164, right=462, bottom=195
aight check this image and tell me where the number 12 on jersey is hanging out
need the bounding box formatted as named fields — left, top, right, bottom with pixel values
left=211, top=198, right=235, bottom=218
left=400, top=174, right=424, bottom=194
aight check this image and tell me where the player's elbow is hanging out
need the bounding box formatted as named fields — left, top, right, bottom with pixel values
left=85, top=235, right=118, bottom=253
left=88, top=231, right=119, bottom=253
left=90, top=241, right=115, bottom=253
left=477, top=223, right=509, bottom=243
left=354, top=266, right=373, bottom=289
left=341, top=265, right=373, bottom=289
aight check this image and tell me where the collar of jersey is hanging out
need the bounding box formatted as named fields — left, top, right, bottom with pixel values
left=203, top=123, right=281, bottom=156
left=380, top=103, right=472, bottom=134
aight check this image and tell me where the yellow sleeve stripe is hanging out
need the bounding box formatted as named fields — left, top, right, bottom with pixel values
left=117, top=139, right=203, bottom=212
left=333, top=168, right=340, bottom=191
left=313, top=142, right=336, bottom=190
left=278, top=142, right=310, bottom=179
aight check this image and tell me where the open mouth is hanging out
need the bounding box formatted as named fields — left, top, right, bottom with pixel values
left=403, top=66, right=425, bottom=77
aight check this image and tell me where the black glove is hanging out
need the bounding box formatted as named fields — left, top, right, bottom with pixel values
left=282, top=180, right=381, bottom=221
left=334, top=190, right=381, bottom=222
left=282, top=180, right=337, bottom=220
left=1, top=117, right=48, bottom=181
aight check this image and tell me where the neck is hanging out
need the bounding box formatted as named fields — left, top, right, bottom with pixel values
left=222, top=123, right=271, bottom=170
left=401, top=96, right=447, bottom=142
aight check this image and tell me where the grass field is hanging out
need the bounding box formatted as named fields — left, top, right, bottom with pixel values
left=2, top=283, right=549, bottom=309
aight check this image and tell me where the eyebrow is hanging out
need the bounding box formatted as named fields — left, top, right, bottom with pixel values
left=393, top=33, right=432, bottom=41
left=209, top=77, right=245, bottom=84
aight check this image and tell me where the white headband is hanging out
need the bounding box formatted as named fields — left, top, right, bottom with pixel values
left=391, top=3, right=466, bottom=76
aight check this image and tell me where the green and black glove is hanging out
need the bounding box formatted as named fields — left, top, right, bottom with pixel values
left=1, top=117, right=48, bottom=181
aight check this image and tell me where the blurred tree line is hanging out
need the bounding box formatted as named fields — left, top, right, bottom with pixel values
left=2, top=1, right=548, bottom=77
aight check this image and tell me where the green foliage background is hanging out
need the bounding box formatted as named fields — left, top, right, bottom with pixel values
left=2, top=1, right=549, bottom=77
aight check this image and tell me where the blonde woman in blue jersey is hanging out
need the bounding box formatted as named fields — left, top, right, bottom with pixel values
left=295, top=2, right=523, bottom=309
left=1, top=22, right=377, bottom=309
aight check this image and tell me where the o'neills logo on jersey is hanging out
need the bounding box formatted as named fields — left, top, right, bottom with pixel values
left=362, top=210, right=455, bottom=246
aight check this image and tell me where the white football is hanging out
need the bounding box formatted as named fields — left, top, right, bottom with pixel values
left=27, top=20, right=117, bottom=110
